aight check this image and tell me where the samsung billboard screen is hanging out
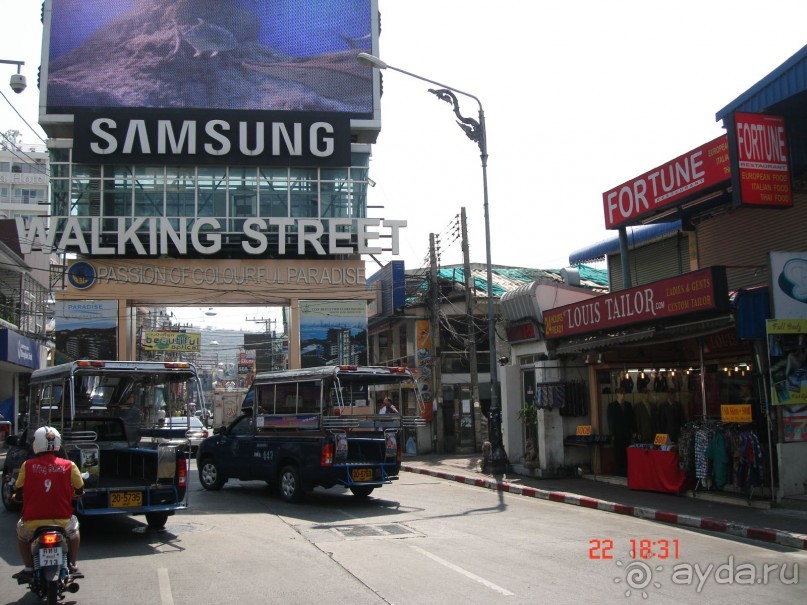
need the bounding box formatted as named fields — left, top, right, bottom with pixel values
left=41, top=0, right=377, bottom=125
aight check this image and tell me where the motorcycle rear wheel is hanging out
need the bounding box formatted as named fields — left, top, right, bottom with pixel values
left=46, top=579, right=58, bottom=605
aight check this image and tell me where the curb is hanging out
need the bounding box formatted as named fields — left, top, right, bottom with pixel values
left=401, top=464, right=807, bottom=551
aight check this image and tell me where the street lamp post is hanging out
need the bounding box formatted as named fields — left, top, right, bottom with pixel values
left=357, top=53, right=507, bottom=474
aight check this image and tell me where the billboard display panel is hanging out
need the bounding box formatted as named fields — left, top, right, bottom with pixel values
left=770, top=251, right=807, bottom=319
left=54, top=300, right=119, bottom=361
left=766, top=319, right=807, bottom=408
left=299, top=299, right=367, bottom=368
left=42, top=0, right=374, bottom=117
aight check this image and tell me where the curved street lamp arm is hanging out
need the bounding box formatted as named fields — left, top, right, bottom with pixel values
left=428, top=88, right=484, bottom=152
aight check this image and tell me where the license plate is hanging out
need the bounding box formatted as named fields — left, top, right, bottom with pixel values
left=351, top=468, right=373, bottom=482
left=38, top=546, right=62, bottom=567
left=110, top=491, right=143, bottom=508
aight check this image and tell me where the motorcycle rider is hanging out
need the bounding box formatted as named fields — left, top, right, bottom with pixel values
left=12, top=426, right=84, bottom=581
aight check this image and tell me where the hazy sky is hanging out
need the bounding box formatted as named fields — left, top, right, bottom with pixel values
left=3, top=0, right=806, bottom=328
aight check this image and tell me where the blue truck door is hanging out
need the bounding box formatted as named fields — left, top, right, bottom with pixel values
left=219, top=415, right=257, bottom=479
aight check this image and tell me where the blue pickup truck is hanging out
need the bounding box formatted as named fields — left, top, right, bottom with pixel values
left=196, top=365, right=425, bottom=502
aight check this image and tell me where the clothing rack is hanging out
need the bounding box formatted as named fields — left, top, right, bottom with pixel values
left=679, top=419, right=764, bottom=502
left=532, top=379, right=588, bottom=417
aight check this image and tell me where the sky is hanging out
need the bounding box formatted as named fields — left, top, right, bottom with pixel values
left=2, top=0, right=806, bottom=329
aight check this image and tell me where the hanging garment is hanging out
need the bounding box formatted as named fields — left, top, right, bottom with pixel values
left=633, top=400, right=653, bottom=442
left=705, top=431, right=730, bottom=488
left=694, top=428, right=713, bottom=479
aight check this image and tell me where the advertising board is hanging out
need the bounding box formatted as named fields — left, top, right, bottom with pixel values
left=602, top=136, right=730, bottom=229
left=40, top=0, right=378, bottom=138
left=734, top=112, right=792, bottom=207
left=43, top=0, right=374, bottom=115
left=142, top=330, right=201, bottom=352
left=543, top=267, right=730, bottom=339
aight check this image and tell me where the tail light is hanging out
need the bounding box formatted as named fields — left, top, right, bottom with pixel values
left=320, top=442, right=334, bottom=467
left=41, top=533, right=59, bottom=546
left=177, top=457, right=188, bottom=487
left=203, top=430, right=209, bottom=438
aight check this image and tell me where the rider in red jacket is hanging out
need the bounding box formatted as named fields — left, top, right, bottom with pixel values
left=12, top=426, right=84, bottom=580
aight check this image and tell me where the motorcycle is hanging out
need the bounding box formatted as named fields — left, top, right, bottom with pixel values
left=11, top=483, right=84, bottom=605
left=16, top=525, right=82, bottom=604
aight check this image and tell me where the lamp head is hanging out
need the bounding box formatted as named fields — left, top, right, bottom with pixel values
left=357, top=52, right=387, bottom=70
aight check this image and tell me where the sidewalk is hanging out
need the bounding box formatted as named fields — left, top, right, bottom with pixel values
left=401, top=453, right=807, bottom=551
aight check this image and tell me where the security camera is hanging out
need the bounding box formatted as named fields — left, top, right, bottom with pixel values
left=9, top=73, right=26, bottom=94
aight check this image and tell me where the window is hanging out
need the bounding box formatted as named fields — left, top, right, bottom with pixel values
left=256, top=384, right=275, bottom=413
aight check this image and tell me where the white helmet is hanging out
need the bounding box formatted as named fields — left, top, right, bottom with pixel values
left=33, top=426, right=61, bottom=454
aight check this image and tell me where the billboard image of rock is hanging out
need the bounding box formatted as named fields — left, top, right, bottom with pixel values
left=43, top=0, right=374, bottom=116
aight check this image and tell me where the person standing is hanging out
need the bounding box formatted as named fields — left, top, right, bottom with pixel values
left=12, top=426, right=84, bottom=580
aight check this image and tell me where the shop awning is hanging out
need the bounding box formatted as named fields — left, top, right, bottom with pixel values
left=568, top=220, right=682, bottom=264
left=552, top=314, right=735, bottom=356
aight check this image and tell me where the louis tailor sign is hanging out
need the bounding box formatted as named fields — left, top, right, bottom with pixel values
left=543, top=267, right=729, bottom=339
left=73, top=109, right=351, bottom=166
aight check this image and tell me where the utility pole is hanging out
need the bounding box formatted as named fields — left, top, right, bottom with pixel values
left=247, top=316, right=277, bottom=370
left=430, top=233, right=444, bottom=454
left=461, top=207, right=481, bottom=451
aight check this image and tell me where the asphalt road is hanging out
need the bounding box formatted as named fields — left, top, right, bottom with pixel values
left=1, top=462, right=805, bottom=604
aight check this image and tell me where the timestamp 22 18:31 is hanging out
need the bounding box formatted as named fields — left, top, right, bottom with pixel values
left=589, top=538, right=681, bottom=560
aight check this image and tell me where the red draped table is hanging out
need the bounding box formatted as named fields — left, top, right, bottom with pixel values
left=627, top=447, right=693, bottom=494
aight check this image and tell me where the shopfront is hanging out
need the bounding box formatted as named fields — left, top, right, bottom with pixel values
left=538, top=266, right=774, bottom=497
left=0, top=328, right=48, bottom=436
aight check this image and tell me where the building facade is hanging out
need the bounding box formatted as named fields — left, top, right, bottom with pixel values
left=0, top=143, right=53, bottom=428
left=499, top=45, right=807, bottom=503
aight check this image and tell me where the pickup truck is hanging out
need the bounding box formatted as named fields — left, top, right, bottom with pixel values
left=196, top=365, right=425, bottom=502
left=1, top=360, right=202, bottom=529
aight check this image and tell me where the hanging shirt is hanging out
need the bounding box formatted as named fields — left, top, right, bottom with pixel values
left=705, top=432, right=730, bottom=488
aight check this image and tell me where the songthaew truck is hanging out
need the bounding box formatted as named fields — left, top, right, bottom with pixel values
left=210, top=386, right=248, bottom=428
left=197, top=365, right=425, bottom=502
left=2, top=360, right=204, bottom=529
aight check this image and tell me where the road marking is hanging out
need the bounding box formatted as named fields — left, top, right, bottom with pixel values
left=409, top=544, right=514, bottom=596
left=157, top=568, right=175, bottom=605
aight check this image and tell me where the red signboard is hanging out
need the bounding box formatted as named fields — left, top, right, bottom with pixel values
left=602, top=136, right=730, bottom=229
left=505, top=321, right=539, bottom=343
left=543, top=267, right=729, bottom=339
left=734, top=112, right=792, bottom=207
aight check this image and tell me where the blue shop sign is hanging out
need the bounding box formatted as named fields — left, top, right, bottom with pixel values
left=0, top=329, right=40, bottom=370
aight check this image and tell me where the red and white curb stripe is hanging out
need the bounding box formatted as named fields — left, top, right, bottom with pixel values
left=401, top=464, right=807, bottom=551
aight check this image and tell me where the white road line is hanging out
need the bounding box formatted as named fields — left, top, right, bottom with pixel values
left=157, top=567, right=175, bottom=605
left=409, top=544, right=514, bottom=596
